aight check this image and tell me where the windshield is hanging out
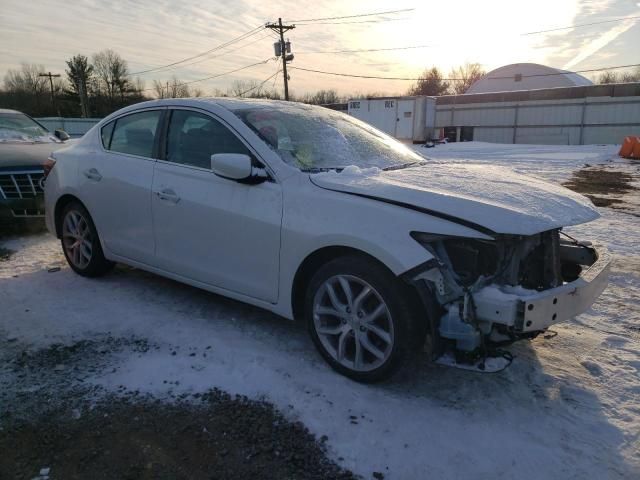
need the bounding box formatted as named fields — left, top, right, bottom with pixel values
left=233, top=104, right=424, bottom=171
left=0, top=112, right=52, bottom=143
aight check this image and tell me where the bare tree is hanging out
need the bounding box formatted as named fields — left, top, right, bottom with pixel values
left=597, top=71, right=620, bottom=84
left=300, top=89, right=343, bottom=105
left=153, top=77, right=192, bottom=98
left=3, top=63, right=51, bottom=113
left=597, top=67, right=640, bottom=84
left=151, top=77, right=203, bottom=99
left=449, top=63, right=485, bottom=94
left=4, top=63, right=48, bottom=96
left=408, top=67, right=450, bottom=96
left=228, top=79, right=280, bottom=99
left=620, top=67, right=640, bottom=83
left=349, top=91, right=391, bottom=99
left=92, top=49, right=130, bottom=106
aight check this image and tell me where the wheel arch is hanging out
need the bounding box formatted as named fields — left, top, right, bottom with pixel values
left=291, top=245, right=422, bottom=323
left=53, top=194, right=89, bottom=238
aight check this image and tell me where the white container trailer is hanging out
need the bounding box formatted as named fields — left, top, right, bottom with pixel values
left=347, top=96, right=436, bottom=143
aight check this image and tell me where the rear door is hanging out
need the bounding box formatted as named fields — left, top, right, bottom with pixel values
left=78, top=109, right=163, bottom=264
left=151, top=108, right=282, bottom=302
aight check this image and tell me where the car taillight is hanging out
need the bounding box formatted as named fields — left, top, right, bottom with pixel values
left=43, top=156, right=57, bottom=179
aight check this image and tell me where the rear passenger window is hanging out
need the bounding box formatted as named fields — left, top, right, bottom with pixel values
left=100, top=121, right=114, bottom=148
left=166, top=110, right=250, bottom=169
left=109, top=110, right=162, bottom=158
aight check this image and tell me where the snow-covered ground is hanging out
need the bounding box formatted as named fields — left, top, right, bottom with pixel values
left=1, top=142, right=639, bottom=479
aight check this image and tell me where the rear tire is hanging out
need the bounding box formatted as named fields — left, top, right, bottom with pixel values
left=60, top=202, right=113, bottom=277
left=305, top=255, right=421, bottom=382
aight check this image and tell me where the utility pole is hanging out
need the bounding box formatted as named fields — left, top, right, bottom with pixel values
left=39, top=72, right=61, bottom=116
left=266, top=18, right=295, bottom=100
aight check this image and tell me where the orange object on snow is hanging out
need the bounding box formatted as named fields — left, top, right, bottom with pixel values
left=631, top=137, right=640, bottom=160
left=618, top=136, right=637, bottom=158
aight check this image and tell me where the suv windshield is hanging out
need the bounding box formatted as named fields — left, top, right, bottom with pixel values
left=0, top=112, right=52, bottom=143
left=233, top=104, right=423, bottom=171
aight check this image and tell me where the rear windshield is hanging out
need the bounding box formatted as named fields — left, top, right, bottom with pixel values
left=233, top=104, right=422, bottom=171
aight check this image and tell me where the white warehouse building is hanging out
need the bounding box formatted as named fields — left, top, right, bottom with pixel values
left=346, top=63, right=640, bottom=146
left=435, top=82, right=640, bottom=145
left=466, top=63, right=593, bottom=94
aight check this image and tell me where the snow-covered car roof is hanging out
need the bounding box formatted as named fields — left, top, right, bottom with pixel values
left=102, top=98, right=320, bottom=119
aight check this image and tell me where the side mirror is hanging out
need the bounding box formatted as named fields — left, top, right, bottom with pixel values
left=211, top=153, right=253, bottom=181
left=54, top=129, right=70, bottom=141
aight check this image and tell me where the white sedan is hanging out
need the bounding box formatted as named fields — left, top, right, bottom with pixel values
left=44, top=98, right=610, bottom=381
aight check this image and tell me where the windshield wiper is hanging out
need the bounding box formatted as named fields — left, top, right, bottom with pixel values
left=382, top=161, right=426, bottom=172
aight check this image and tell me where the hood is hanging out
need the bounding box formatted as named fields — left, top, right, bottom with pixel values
left=0, top=141, right=67, bottom=170
left=310, top=164, right=599, bottom=236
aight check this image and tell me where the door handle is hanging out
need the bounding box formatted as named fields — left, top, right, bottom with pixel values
left=83, top=168, right=102, bottom=181
left=154, top=188, right=181, bottom=204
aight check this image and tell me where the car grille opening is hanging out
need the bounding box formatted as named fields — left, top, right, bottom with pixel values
left=0, top=171, right=45, bottom=199
left=11, top=208, right=45, bottom=218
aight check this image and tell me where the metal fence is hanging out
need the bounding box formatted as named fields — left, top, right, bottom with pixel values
left=36, top=117, right=101, bottom=138
left=435, top=83, right=640, bottom=145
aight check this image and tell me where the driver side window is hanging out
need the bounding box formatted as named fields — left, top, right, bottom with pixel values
left=166, top=110, right=250, bottom=169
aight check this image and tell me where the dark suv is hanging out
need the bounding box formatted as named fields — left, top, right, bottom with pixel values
left=0, top=109, right=70, bottom=221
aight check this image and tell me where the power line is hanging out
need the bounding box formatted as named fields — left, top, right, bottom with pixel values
left=143, top=58, right=274, bottom=91
left=289, top=66, right=427, bottom=81
left=238, top=67, right=281, bottom=96
left=147, top=32, right=275, bottom=76
left=522, top=14, right=640, bottom=35
left=295, top=17, right=409, bottom=26
left=289, top=63, right=640, bottom=81
left=286, top=8, right=414, bottom=23
left=131, top=25, right=264, bottom=75
left=297, top=44, right=432, bottom=54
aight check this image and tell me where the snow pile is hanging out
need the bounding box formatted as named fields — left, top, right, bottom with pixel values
left=414, top=141, right=619, bottom=183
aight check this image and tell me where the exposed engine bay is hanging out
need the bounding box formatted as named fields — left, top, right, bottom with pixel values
left=409, top=229, right=609, bottom=360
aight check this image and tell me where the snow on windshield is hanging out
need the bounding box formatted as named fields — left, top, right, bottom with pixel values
left=0, top=113, right=53, bottom=143
left=233, top=104, right=422, bottom=170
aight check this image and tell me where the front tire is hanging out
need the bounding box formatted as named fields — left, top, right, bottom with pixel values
left=305, top=255, right=421, bottom=382
left=60, top=202, right=113, bottom=277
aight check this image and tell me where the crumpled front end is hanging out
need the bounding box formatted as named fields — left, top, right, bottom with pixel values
left=409, top=229, right=611, bottom=353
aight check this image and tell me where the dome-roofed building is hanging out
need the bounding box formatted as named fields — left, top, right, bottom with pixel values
left=466, top=62, right=592, bottom=94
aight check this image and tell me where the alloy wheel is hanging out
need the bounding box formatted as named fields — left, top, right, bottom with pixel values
left=312, top=274, right=394, bottom=372
left=62, top=210, right=93, bottom=269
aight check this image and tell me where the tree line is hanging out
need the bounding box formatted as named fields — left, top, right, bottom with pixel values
left=2, top=50, right=638, bottom=118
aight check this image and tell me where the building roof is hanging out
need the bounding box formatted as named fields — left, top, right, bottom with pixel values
left=467, top=63, right=592, bottom=94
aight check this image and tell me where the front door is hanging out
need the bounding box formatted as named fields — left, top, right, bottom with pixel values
left=78, top=109, right=162, bottom=264
left=151, top=109, right=282, bottom=303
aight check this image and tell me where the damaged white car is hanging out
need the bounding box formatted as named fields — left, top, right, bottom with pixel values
left=44, top=99, right=611, bottom=382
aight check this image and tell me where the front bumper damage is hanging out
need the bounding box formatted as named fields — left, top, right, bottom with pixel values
left=414, top=240, right=611, bottom=352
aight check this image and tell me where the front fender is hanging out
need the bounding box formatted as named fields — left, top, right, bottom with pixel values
left=274, top=177, right=491, bottom=319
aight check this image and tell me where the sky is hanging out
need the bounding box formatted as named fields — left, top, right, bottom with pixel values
left=0, top=0, right=639, bottom=97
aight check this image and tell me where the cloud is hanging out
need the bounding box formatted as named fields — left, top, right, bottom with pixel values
left=1, top=0, right=638, bottom=96
left=563, top=17, right=638, bottom=69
